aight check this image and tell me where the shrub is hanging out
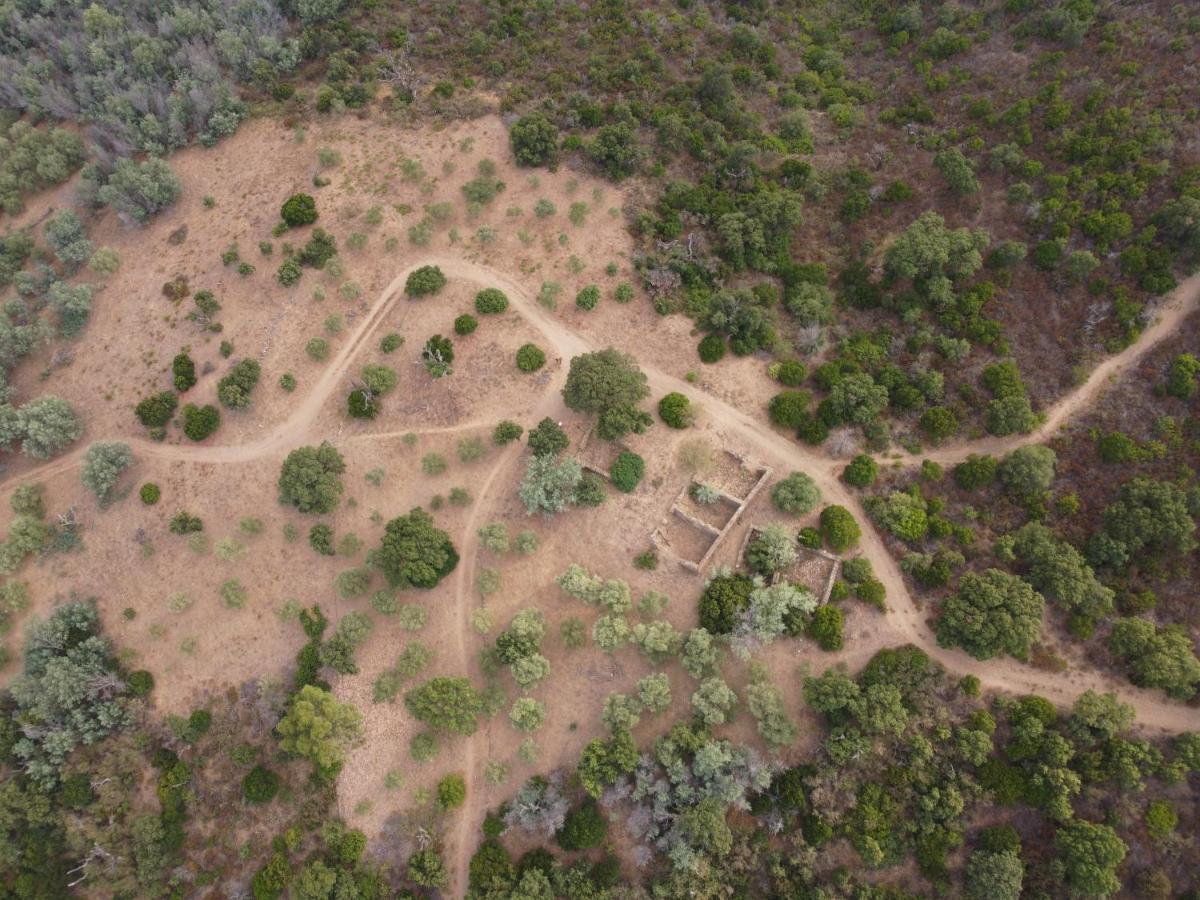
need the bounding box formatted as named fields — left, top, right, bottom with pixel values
left=276, top=258, right=302, bottom=286
left=406, top=266, right=447, bottom=297
left=610, top=452, right=645, bottom=492
left=769, top=391, right=811, bottom=428
left=309, top=524, right=335, bottom=556
left=775, top=359, right=807, bottom=387
left=575, top=285, right=600, bottom=310
left=140, top=483, right=161, bottom=505
left=135, top=392, right=177, bottom=428
left=808, top=605, right=844, bottom=650
left=510, top=113, right=560, bottom=167
left=698, top=334, right=726, bottom=363
left=172, top=353, right=196, bottom=392
left=298, top=228, right=337, bottom=268
left=380, top=333, right=404, bottom=353
left=573, top=471, right=607, bottom=507
left=347, top=389, right=380, bottom=420
left=516, top=344, right=546, bottom=372
left=820, top=505, right=860, bottom=552
left=378, top=508, right=458, bottom=589
left=557, top=800, right=608, bottom=850
left=281, top=193, right=317, bottom=227
left=126, top=670, right=154, bottom=696
left=474, top=288, right=508, bottom=314
left=699, top=572, right=754, bottom=634
left=953, top=454, right=997, bottom=490
left=422, top=335, right=454, bottom=378
left=493, top=421, right=523, bottom=445
left=772, top=472, right=820, bottom=515
left=278, top=443, right=345, bottom=514
left=454, top=314, right=478, bottom=335
left=658, top=392, right=693, bottom=428
left=842, top=454, right=878, bottom=487
left=217, top=359, right=261, bottom=409
left=615, top=282, right=634, bottom=302
left=528, top=418, right=568, bottom=457
left=79, top=443, right=134, bottom=502
left=97, top=158, right=182, bottom=225
left=242, top=765, right=280, bottom=804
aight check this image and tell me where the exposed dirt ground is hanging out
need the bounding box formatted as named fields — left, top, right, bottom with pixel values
left=2, top=114, right=1199, bottom=897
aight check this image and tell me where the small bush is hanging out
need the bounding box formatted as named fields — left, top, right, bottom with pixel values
left=380, top=333, right=404, bottom=353
left=772, top=472, right=820, bottom=515
left=474, top=288, right=509, bottom=314
left=305, top=338, right=330, bottom=361
left=610, top=452, right=645, bottom=492
left=281, top=193, right=317, bottom=227
left=309, top=524, right=335, bottom=556
left=820, top=505, right=860, bottom=552
left=140, top=483, right=161, bottom=505
left=454, top=314, right=478, bottom=335
left=172, top=353, right=196, bottom=392
left=658, top=392, right=692, bottom=428
left=516, top=344, right=546, bottom=372
left=406, top=266, right=447, bottom=297
left=808, top=605, right=844, bottom=650
left=127, top=670, right=154, bottom=696
left=242, top=765, right=280, bottom=804
left=698, top=334, right=726, bottom=363
left=575, top=285, right=601, bottom=311
left=842, top=454, right=879, bottom=487
left=181, top=404, right=220, bottom=441
left=217, top=359, right=261, bottom=409
left=135, top=392, right=178, bottom=428
left=493, top=421, right=523, bottom=445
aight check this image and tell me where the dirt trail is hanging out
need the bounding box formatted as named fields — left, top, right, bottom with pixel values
left=4, top=256, right=1198, bottom=896
left=887, top=271, right=1200, bottom=469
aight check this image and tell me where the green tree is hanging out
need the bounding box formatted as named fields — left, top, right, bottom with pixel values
left=519, top=454, right=582, bottom=514
left=883, top=210, right=989, bottom=290
left=772, top=472, right=820, bottom=514
left=937, top=569, right=1044, bottom=661
left=964, top=849, right=1023, bottom=900
left=377, top=508, right=458, bottom=588
left=562, top=349, right=651, bottom=439
left=527, top=417, right=568, bottom=456
left=934, top=147, right=980, bottom=194
left=280, top=192, right=318, bottom=227
left=1088, top=476, right=1196, bottom=568
left=1054, top=820, right=1126, bottom=898
left=405, top=677, right=483, bottom=735
left=80, top=442, right=134, bottom=502
left=1107, top=618, right=1200, bottom=699
left=510, top=113, right=560, bottom=167
left=557, top=799, right=608, bottom=850
left=820, top=505, right=861, bottom=552
left=17, top=396, right=82, bottom=459
left=97, top=158, right=181, bottom=225
left=998, top=445, right=1056, bottom=501
left=277, top=442, right=346, bottom=514
left=842, top=454, right=878, bottom=487
left=275, top=685, right=362, bottom=776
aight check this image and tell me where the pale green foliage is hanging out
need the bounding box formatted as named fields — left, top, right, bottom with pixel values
left=18, top=396, right=83, bottom=459
left=80, top=442, right=134, bottom=502
left=746, top=667, right=797, bottom=748
left=681, top=628, right=721, bottom=678
left=511, top=653, right=551, bottom=689
left=731, top=582, right=816, bottom=658
left=509, top=697, right=546, bottom=731
left=691, top=676, right=737, bottom=725
left=592, top=614, right=631, bottom=652
left=631, top=620, right=681, bottom=662
left=637, top=673, right=672, bottom=714
left=601, top=692, right=643, bottom=731
left=519, top=455, right=582, bottom=514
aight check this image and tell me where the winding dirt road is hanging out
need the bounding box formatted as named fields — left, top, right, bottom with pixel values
left=4, top=257, right=1199, bottom=893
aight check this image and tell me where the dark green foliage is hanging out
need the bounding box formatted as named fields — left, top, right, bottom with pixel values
left=475, top=288, right=509, bottom=314
left=406, top=265, right=447, bottom=297
left=842, top=454, right=878, bottom=488
left=1086, top=476, right=1196, bottom=569
left=377, top=508, right=458, bottom=589
left=347, top=389, right=379, bottom=420
left=454, top=314, right=478, bottom=335
left=698, top=333, right=726, bottom=363
left=698, top=571, right=754, bottom=634
left=405, top=676, right=483, bottom=735
left=140, top=483, right=161, bottom=505
left=658, top=392, right=693, bottom=428
left=469, top=840, right=515, bottom=894
left=135, top=392, right=177, bottom=428
left=919, top=406, right=958, bottom=443
left=774, top=359, right=807, bottom=386
left=768, top=391, right=811, bottom=428
left=953, top=454, right=997, bottom=490
left=280, top=193, right=317, bottom=227
left=1107, top=618, right=1200, bottom=699
left=573, top=471, right=607, bottom=507
left=278, top=442, right=345, bottom=514
left=169, top=511, right=203, bottom=534
left=588, top=122, right=639, bottom=179
left=493, top=420, right=523, bottom=445
left=309, top=524, right=335, bottom=556
left=807, top=605, right=843, bottom=650
left=298, top=228, right=337, bottom=268
left=1165, top=353, right=1200, bottom=399
left=510, top=113, right=560, bottom=167
left=528, top=417, right=569, bottom=456
left=241, top=765, right=280, bottom=804
left=516, top=344, right=546, bottom=372
left=126, top=669, right=154, bottom=696
left=937, top=569, right=1044, bottom=661
left=557, top=799, right=608, bottom=850
left=820, top=505, right=861, bottom=552
left=181, top=403, right=220, bottom=441
left=562, top=349, right=651, bottom=440
left=216, top=359, right=261, bottom=409
left=610, top=451, right=645, bottom=492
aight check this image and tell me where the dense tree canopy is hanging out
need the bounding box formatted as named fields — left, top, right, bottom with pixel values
left=278, top=442, right=346, bottom=514
left=937, top=569, right=1044, bottom=661
left=376, top=508, right=458, bottom=589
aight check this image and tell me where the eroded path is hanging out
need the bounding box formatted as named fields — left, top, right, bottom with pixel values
left=4, top=257, right=1199, bottom=892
